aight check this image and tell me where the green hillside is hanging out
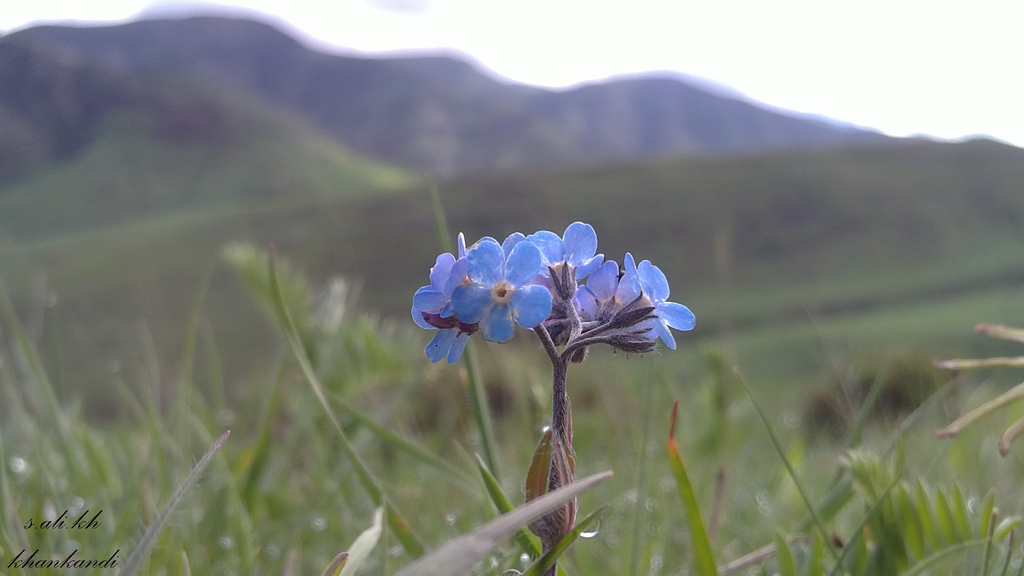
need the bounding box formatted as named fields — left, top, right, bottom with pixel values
left=0, top=89, right=412, bottom=243
left=2, top=137, right=1023, bottom=415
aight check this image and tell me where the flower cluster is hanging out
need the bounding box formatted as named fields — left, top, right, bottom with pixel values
left=411, top=222, right=695, bottom=363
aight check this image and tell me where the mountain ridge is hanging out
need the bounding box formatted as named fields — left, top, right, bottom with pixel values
left=3, top=15, right=894, bottom=176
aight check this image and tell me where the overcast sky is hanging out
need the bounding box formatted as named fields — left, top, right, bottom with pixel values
left=3, top=0, right=1021, bottom=148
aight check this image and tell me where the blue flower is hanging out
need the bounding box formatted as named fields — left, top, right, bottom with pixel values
left=625, top=253, right=695, bottom=350
left=411, top=234, right=476, bottom=363
left=451, top=237, right=553, bottom=343
left=526, top=222, right=603, bottom=280
left=577, top=259, right=640, bottom=321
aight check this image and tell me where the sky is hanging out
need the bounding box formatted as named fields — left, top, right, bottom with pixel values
left=3, top=0, right=1022, bottom=148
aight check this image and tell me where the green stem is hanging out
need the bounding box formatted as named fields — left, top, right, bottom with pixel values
left=464, top=342, right=501, bottom=480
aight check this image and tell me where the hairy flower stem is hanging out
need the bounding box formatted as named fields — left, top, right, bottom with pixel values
left=534, top=320, right=578, bottom=576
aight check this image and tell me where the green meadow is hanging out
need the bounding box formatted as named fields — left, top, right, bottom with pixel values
left=2, top=122, right=1024, bottom=574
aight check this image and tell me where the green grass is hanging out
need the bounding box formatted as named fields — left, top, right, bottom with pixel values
left=3, top=249, right=1024, bottom=575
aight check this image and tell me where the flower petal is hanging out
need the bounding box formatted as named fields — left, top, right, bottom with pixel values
left=425, top=329, right=456, bottom=363
left=480, top=305, right=515, bottom=342
left=451, top=284, right=492, bottom=324
left=411, top=303, right=433, bottom=329
left=574, top=254, right=604, bottom=280
left=657, top=302, right=695, bottom=331
left=429, top=253, right=455, bottom=290
left=413, top=286, right=450, bottom=314
left=562, top=222, right=597, bottom=266
left=577, top=286, right=599, bottom=318
left=510, top=284, right=553, bottom=328
left=616, top=253, right=642, bottom=304
left=441, top=257, right=469, bottom=295
left=637, top=260, right=670, bottom=302
left=501, top=232, right=527, bottom=259
left=504, top=240, right=543, bottom=286
left=447, top=332, right=470, bottom=363
left=654, top=320, right=677, bottom=350
left=526, top=230, right=564, bottom=267
left=467, top=238, right=504, bottom=286
left=585, top=260, right=619, bottom=301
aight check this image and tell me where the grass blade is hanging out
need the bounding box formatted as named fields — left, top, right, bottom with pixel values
left=464, top=342, right=501, bottom=480
left=630, top=372, right=655, bottom=576
left=392, top=470, right=612, bottom=576
left=774, top=532, right=798, bottom=576
left=735, top=368, right=835, bottom=560
left=935, top=381, right=1024, bottom=439
left=474, top=454, right=544, bottom=557
left=668, top=400, right=717, bottom=576
left=118, top=430, right=230, bottom=576
left=268, top=247, right=425, bottom=557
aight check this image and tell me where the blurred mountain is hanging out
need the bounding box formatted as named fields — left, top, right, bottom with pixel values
left=3, top=16, right=892, bottom=176
left=0, top=39, right=413, bottom=237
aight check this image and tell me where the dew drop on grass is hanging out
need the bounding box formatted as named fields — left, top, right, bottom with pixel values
left=311, top=516, right=327, bottom=531
left=9, top=456, right=27, bottom=475
left=519, top=553, right=531, bottom=565
left=444, top=513, right=456, bottom=526
left=264, top=544, right=280, bottom=560
left=219, top=536, right=233, bottom=549
left=968, top=497, right=977, bottom=513
left=580, top=518, right=601, bottom=539
left=756, top=491, right=772, bottom=516
left=70, top=496, right=84, bottom=512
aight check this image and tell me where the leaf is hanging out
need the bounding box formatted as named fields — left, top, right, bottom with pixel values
left=320, top=553, right=349, bottom=576
left=949, top=484, right=972, bottom=540
left=392, top=470, right=612, bottom=576
left=934, top=488, right=958, bottom=545
left=914, top=480, right=938, bottom=549
left=525, top=429, right=555, bottom=503
left=774, top=532, right=798, bottom=576
left=895, top=484, right=925, bottom=561
left=338, top=508, right=383, bottom=576
left=802, top=533, right=824, bottom=576
left=977, top=489, right=996, bottom=540
left=668, top=401, right=718, bottom=576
